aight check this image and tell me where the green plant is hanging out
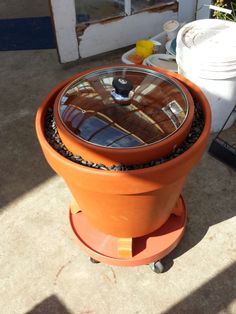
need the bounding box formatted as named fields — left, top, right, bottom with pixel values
left=213, top=0, right=236, bottom=21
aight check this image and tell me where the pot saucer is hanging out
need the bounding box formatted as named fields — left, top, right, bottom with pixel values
left=69, top=196, right=187, bottom=267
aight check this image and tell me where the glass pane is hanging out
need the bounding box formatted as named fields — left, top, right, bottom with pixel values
left=75, top=0, right=125, bottom=23
left=131, top=0, right=174, bottom=13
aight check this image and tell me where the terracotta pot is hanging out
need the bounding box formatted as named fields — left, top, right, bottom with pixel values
left=35, top=66, right=211, bottom=238
left=53, top=66, right=195, bottom=166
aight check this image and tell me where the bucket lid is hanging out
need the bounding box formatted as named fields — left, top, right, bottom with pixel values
left=56, top=66, right=190, bottom=149
left=177, top=19, right=236, bottom=64
left=163, top=20, right=179, bottom=32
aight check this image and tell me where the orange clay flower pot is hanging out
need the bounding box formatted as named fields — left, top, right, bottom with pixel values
left=35, top=66, right=211, bottom=239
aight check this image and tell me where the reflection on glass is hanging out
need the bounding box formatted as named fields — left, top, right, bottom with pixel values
left=58, top=68, right=188, bottom=148
left=162, top=100, right=186, bottom=128
left=131, top=0, right=174, bottom=13
left=75, top=0, right=125, bottom=23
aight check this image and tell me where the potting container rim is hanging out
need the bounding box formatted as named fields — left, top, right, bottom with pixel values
left=55, top=65, right=191, bottom=150
left=36, top=93, right=210, bottom=177
left=36, top=65, right=211, bottom=178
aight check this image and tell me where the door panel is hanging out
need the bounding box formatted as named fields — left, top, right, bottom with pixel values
left=77, top=1, right=178, bottom=58
left=78, top=6, right=178, bottom=58
left=75, top=0, right=125, bottom=23
left=50, top=0, right=198, bottom=63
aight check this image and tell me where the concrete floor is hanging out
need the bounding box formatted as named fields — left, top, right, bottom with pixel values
left=0, top=48, right=236, bottom=314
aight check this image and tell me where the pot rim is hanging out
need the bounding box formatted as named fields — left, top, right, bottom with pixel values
left=54, top=65, right=193, bottom=150
left=35, top=65, right=211, bottom=176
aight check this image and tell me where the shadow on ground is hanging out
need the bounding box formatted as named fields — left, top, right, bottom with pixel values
left=163, top=262, right=236, bottom=314
left=24, top=263, right=236, bottom=314
left=25, top=295, right=72, bottom=314
left=160, top=134, right=236, bottom=271
left=0, top=113, right=55, bottom=212
left=0, top=47, right=127, bottom=213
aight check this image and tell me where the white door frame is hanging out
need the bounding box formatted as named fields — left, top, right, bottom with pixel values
left=50, top=0, right=79, bottom=63
left=50, top=0, right=202, bottom=63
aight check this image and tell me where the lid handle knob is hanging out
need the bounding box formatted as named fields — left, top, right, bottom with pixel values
left=111, top=77, right=134, bottom=105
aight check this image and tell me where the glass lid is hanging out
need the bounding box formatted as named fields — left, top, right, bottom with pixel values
left=58, top=66, right=189, bottom=149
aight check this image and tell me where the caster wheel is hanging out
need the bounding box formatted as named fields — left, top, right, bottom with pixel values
left=149, top=261, right=164, bottom=273
left=89, top=257, right=100, bottom=264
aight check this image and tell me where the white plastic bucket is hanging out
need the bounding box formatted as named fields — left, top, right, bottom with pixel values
left=176, top=19, right=236, bottom=132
